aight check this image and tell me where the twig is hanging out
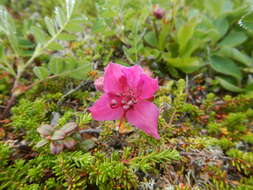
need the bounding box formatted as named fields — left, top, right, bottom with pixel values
left=79, top=128, right=102, bottom=134
left=57, top=80, right=89, bottom=106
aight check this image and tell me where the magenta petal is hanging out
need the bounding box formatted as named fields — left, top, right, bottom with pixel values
left=137, top=74, right=159, bottom=100
left=89, top=94, right=123, bottom=121
left=126, top=100, right=160, bottom=139
left=103, top=62, right=125, bottom=94
left=122, top=65, right=144, bottom=89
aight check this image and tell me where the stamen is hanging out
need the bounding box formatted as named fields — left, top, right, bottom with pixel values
left=123, top=105, right=130, bottom=110
left=121, top=99, right=126, bottom=104
left=111, top=99, right=118, bottom=105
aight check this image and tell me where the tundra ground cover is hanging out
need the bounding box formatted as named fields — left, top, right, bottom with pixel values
left=0, top=0, right=253, bottom=189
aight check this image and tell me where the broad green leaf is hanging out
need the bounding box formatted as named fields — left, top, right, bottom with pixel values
left=31, top=26, right=49, bottom=44
left=216, top=76, right=244, bottom=92
left=239, top=12, right=253, bottom=32
left=177, top=19, right=198, bottom=54
left=213, top=17, right=229, bottom=40
left=57, top=33, right=77, bottom=41
left=33, top=66, right=50, bottom=80
left=144, top=31, right=158, bottom=48
left=219, top=31, right=247, bottom=47
left=219, top=47, right=252, bottom=67
left=166, top=56, right=203, bottom=73
left=49, top=57, right=64, bottom=74
left=210, top=56, right=242, bottom=82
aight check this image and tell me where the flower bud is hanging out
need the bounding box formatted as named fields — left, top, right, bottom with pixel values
left=94, top=76, right=104, bottom=92
left=153, top=5, right=165, bottom=19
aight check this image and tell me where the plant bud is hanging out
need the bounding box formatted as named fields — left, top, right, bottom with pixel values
left=153, top=6, right=165, bottom=19
left=94, top=76, right=104, bottom=92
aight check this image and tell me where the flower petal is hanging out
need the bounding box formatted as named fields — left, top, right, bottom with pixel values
left=104, top=62, right=126, bottom=94
left=122, top=65, right=144, bottom=89
left=89, top=94, right=123, bottom=121
left=137, top=74, right=159, bottom=100
left=37, top=124, right=54, bottom=137
left=126, top=100, right=160, bottom=139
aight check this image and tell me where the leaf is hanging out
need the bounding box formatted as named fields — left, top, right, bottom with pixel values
left=45, top=17, right=56, bottom=36
left=165, top=56, right=203, bottom=73
left=35, top=139, right=49, bottom=148
left=37, top=124, right=54, bottom=137
left=31, top=26, right=49, bottom=44
left=49, top=57, right=64, bottom=74
left=63, top=138, right=76, bottom=149
left=209, top=56, right=242, bottom=82
left=216, top=76, right=244, bottom=92
left=144, top=31, right=158, bottom=47
left=177, top=19, right=198, bottom=54
left=47, top=41, right=64, bottom=51
left=213, top=17, right=229, bottom=40
left=60, top=122, right=77, bottom=134
left=239, top=12, right=253, bottom=32
left=33, top=66, right=50, bottom=80
left=50, top=142, right=64, bottom=154
left=219, top=47, right=252, bottom=67
left=219, top=31, right=247, bottom=47
left=57, top=33, right=77, bottom=41
left=51, top=130, right=66, bottom=140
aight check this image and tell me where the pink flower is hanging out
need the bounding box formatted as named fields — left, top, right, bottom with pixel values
left=94, top=76, right=104, bottom=92
left=89, top=62, right=160, bottom=139
left=153, top=5, right=165, bottom=19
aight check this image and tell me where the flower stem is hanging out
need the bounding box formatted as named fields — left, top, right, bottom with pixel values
left=118, top=117, right=125, bottom=134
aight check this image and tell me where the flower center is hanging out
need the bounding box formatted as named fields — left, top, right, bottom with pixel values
left=110, top=90, right=137, bottom=111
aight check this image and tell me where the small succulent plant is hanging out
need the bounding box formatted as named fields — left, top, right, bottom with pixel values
left=36, top=122, right=78, bottom=154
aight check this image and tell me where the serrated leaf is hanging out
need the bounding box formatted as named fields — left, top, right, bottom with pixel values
left=165, top=56, right=203, bottom=73
left=216, top=76, right=244, bottom=92
left=31, top=26, right=49, bottom=44
left=210, top=56, right=242, bottom=82
left=219, top=31, right=247, bottom=47
left=33, top=66, right=50, bottom=80
left=49, top=57, right=64, bottom=74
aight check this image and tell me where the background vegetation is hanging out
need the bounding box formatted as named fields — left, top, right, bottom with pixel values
left=0, top=0, right=253, bottom=189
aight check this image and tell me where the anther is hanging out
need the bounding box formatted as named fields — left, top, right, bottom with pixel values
left=123, top=105, right=130, bottom=110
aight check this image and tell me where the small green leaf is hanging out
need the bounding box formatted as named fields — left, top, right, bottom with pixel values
left=33, top=66, right=50, bottom=80
left=31, top=26, right=49, bottom=44
left=45, top=17, right=56, bottom=36
left=57, top=33, right=77, bottom=41
left=216, top=76, right=244, bottom=92
left=47, top=41, right=64, bottom=51
left=219, top=31, right=247, bottom=47
left=210, top=56, right=242, bottom=82
left=48, top=57, right=64, bottom=74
